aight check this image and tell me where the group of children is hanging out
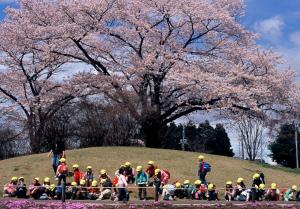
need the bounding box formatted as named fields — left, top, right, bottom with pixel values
left=3, top=155, right=300, bottom=202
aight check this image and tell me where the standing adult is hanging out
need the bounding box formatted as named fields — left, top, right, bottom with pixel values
left=48, top=140, right=66, bottom=174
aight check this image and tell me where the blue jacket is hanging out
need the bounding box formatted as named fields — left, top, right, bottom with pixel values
left=135, top=171, right=148, bottom=184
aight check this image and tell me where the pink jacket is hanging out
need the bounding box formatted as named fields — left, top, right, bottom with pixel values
left=160, top=170, right=170, bottom=185
left=4, top=183, right=16, bottom=194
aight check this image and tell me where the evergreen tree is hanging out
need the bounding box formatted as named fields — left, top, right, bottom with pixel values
left=213, top=124, right=234, bottom=157
left=269, top=124, right=300, bottom=168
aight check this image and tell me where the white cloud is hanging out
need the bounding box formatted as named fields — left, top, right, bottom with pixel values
left=290, top=31, right=300, bottom=46
left=254, top=15, right=285, bottom=42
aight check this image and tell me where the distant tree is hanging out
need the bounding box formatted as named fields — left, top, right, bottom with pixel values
left=212, top=124, right=234, bottom=157
left=269, top=124, right=299, bottom=168
left=195, top=121, right=215, bottom=153
left=237, top=117, right=266, bottom=161
left=161, top=122, right=182, bottom=150
left=162, top=121, right=234, bottom=156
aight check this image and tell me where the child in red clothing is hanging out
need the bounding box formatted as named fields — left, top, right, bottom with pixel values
left=56, top=158, right=68, bottom=186
left=72, top=164, right=82, bottom=185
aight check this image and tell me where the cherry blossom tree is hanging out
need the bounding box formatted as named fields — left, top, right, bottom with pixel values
left=1, top=0, right=299, bottom=148
left=0, top=19, right=81, bottom=153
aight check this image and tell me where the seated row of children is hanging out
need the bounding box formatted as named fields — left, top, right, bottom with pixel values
left=3, top=158, right=300, bottom=202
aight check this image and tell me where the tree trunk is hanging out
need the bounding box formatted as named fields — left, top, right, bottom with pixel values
left=141, top=118, right=162, bottom=148
left=28, top=114, right=45, bottom=154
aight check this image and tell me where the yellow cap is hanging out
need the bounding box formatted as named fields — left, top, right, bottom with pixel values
left=34, top=177, right=40, bottom=182
left=194, top=180, right=201, bottom=185
left=148, top=161, right=154, bottom=165
left=175, top=182, right=181, bottom=188
left=237, top=177, right=244, bottom=183
left=18, top=177, right=24, bottom=181
left=100, top=179, right=106, bottom=184
left=226, top=181, right=232, bottom=185
left=271, top=183, right=277, bottom=189
left=100, top=169, right=106, bottom=175
left=59, top=158, right=66, bottom=163
left=253, top=173, right=260, bottom=179
left=80, top=179, right=86, bottom=186
left=11, top=177, right=18, bottom=181
left=125, top=162, right=131, bottom=167
left=87, top=166, right=92, bottom=170
left=184, top=180, right=190, bottom=185
left=198, top=155, right=204, bottom=160
left=208, top=183, right=214, bottom=191
left=44, top=177, right=50, bottom=183
left=49, top=184, right=56, bottom=191
left=71, top=182, right=77, bottom=186
left=136, top=166, right=142, bottom=172
left=259, top=184, right=265, bottom=189
left=72, top=164, right=79, bottom=169
left=292, top=185, right=298, bottom=191
left=154, top=169, right=160, bottom=175
left=92, top=180, right=98, bottom=187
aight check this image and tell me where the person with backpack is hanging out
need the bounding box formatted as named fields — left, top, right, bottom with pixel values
left=156, top=168, right=170, bottom=186
left=84, top=166, right=94, bottom=187
left=56, top=158, right=68, bottom=186
left=16, top=177, right=27, bottom=198
left=135, top=165, right=148, bottom=200
left=197, top=155, right=211, bottom=184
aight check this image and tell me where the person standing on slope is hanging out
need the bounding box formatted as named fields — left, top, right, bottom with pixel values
left=48, top=140, right=65, bottom=174
left=197, top=155, right=211, bottom=184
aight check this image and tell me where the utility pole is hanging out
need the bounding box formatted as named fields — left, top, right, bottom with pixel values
left=179, top=125, right=188, bottom=151
left=295, top=122, right=299, bottom=168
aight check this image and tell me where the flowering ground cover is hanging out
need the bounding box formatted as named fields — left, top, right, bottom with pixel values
left=1, top=200, right=300, bottom=209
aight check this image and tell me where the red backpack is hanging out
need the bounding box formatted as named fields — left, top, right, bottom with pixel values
left=161, top=169, right=170, bottom=179
left=58, top=164, right=68, bottom=174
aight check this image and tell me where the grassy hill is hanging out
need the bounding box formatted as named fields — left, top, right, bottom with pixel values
left=0, top=147, right=299, bottom=192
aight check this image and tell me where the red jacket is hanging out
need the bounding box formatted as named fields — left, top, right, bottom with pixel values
left=73, top=170, right=82, bottom=184
left=146, top=165, right=158, bottom=178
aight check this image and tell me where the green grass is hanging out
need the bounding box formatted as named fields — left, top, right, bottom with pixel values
left=0, top=146, right=299, bottom=193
